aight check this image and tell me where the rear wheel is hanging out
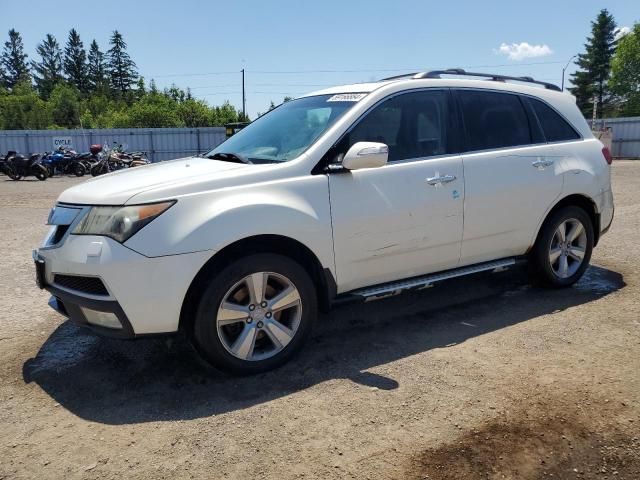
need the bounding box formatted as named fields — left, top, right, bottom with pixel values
left=74, top=163, right=86, bottom=177
left=7, top=167, right=22, bottom=180
left=192, top=253, right=317, bottom=374
left=91, top=163, right=107, bottom=177
left=530, top=206, right=594, bottom=288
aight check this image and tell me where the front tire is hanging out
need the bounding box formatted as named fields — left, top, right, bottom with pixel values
left=74, top=164, right=86, bottom=177
left=35, top=167, right=48, bottom=181
left=530, top=206, right=594, bottom=288
left=192, top=254, right=317, bottom=374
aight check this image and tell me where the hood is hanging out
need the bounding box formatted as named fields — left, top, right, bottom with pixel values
left=57, top=157, right=254, bottom=205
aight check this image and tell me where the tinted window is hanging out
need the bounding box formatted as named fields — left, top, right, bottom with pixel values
left=336, top=90, right=450, bottom=162
left=459, top=91, right=531, bottom=151
left=529, top=98, right=580, bottom=142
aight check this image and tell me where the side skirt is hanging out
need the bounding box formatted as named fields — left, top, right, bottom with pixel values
left=334, top=257, right=521, bottom=304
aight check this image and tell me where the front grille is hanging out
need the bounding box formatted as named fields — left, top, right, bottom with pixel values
left=53, top=274, right=109, bottom=296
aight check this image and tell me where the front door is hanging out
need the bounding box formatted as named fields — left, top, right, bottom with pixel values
left=327, top=89, right=465, bottom=292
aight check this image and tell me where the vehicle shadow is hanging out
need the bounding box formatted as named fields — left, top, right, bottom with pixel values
left=22, top=264, right=625, bottom=425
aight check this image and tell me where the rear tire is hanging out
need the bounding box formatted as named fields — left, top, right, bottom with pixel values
left=192, top=253, right=317, bottom=374
left=74, top=164, right=86, bottom=177
left=530, top=206, right=594, bottom=288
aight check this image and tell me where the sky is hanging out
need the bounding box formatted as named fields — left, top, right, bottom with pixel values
left=2, top=0, right=637, bottom=118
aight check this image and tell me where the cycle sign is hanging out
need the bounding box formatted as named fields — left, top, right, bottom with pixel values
left=52, top=137, right=73, bottom=150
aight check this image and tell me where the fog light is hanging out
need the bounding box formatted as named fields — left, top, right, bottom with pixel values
left=80, top=307, right=122, bottom=330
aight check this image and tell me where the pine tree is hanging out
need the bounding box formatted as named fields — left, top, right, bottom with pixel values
left=87, top=39, right=107, bottom=92
left=135, top=76, right=146, bottom=100
left=570, top=9, right=618, bottom=118
left=31, top=34, right=63, bottom=98
left=1, top=29, right=30, bottom=89
left=107, top=30, right=138, bottom=95
left=63, top=28, right=88, bottom=93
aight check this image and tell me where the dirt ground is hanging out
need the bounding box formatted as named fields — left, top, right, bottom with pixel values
left=0, top=163, right=638, bottom=480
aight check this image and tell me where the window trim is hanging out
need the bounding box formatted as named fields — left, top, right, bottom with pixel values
left=313, top=87, right=460, bottom=173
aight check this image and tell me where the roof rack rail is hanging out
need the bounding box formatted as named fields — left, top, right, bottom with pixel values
left=380, top=72, right=419, bottom=81
left=381, top=68, right=561, bottom=91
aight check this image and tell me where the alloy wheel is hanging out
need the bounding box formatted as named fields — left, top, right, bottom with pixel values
left=216, top=272, right=302, bottom=361
left=548, top=218, right=587, bottom=279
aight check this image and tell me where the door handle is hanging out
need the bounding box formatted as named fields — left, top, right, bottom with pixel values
left=532, top=159, right=554, bottom=169
left=426, top=174, right=456, bottom=186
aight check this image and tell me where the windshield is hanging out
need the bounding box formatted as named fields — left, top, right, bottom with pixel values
left=205, top=94, right=364, bottom=163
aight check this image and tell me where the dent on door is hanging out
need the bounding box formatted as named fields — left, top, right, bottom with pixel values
left=330, top=157, right=464, bottom=292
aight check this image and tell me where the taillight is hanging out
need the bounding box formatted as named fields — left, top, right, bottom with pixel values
left=602, top=146, right=612, bottom=165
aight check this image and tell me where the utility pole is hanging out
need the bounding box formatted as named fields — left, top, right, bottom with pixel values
left=591, top=95, right=598, bottom=130
left=241, top=68, right=246, bottom=120
left=561, top=54, right=578, bottom=91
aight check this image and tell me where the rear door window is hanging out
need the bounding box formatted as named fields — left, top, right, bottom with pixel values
left=528, top=98, right=580, bottom=142
left=458, top=90, right=531, bottom=151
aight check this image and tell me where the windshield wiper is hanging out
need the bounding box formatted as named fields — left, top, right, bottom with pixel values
left=206, top=152, right=253, bottom=164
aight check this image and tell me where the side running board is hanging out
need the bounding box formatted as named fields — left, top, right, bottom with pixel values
left=350, top=258, right=517, bottom=301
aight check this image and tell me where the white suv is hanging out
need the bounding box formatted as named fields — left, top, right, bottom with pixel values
left=34, top=69, right=614, bottom=374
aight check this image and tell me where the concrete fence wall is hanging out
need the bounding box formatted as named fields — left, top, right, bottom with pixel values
left=0, top=127, right=227, bottom=162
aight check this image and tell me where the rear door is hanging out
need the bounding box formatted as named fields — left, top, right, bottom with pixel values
left=455, top=89, right=563, bottom=265
left=327, top=89, right=465, bottom=292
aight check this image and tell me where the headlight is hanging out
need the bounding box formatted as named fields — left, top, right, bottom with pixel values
left=72, top=201, right=175, bottom=243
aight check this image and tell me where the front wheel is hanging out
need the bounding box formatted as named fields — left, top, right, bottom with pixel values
left=34, top=166, right=48, bottom=181
left=74, top=163, right=86, bottom=177
left=530, top=206, right=594, bottom=288
left=192, top=253, right=317, bottom=374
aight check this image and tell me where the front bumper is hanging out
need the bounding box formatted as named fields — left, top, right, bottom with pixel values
left=47, top=286, right=136, bottom=338
left=35, top=233, right=213, bottom=337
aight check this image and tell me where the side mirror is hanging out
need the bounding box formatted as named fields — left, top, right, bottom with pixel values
left=342, top=142, right=388, bottom=171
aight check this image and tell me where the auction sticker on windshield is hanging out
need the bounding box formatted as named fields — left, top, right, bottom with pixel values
left=327, top=93, right=367, bottom=102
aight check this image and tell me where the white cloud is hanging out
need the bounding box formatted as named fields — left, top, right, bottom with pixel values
left=495, top=42, right=554, bottom=61
left=614, top=26, right=631, bottom=41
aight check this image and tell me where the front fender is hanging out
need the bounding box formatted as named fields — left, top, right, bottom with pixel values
left=124, top=175, right=335, bottom=273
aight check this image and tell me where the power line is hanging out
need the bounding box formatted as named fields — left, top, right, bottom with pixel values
left=149, top=61, right=566, bottom=79
left=179, top=83, right=335, bottom=91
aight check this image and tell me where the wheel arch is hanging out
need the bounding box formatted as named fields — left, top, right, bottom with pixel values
left=531, top=194, right=600, bottom=251
left=179, top=234, right=336, bottom=334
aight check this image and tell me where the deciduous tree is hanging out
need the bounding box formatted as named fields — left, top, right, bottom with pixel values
left=610, top=23, right=640, bottom=117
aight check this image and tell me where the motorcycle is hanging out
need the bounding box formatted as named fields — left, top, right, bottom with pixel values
left=42, top=146, right=100, bottom=177
left=3, top=151, right=48, bottom=181
left=0, top=153, right=9, bottom=176
left=91, top=144, right=149, bottom=177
